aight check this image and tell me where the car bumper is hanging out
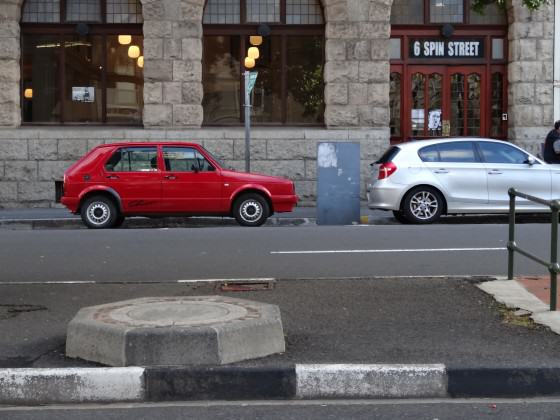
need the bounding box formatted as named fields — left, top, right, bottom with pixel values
left=272, top=194, right=299, bottom=212
left=61, top=196, right=80, bottom=213
left=367, top=183, right=402, bottom=211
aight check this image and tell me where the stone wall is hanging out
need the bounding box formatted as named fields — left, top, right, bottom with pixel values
left=142, top=0, right=204, bottom=127
left=323, top=0, right=391, bottom=128
left=0, top=0, right=21, bottom=127
left=507, top=0, right=555, bottom=154
left=0, top=127, right=388, bottom=207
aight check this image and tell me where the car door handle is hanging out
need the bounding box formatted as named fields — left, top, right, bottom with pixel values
left=106, top=175, right=119, bottom=179
left=164, top=175, right=177, bottom=180
left=433, top=169, right=449, bottom=174
left=488, top=170, right=503, bottom=175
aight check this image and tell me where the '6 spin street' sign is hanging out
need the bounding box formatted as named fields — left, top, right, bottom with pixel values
left=409, top=38, right=484, bottom=59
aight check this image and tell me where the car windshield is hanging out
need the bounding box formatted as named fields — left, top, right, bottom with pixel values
left=201, top=146, right=225, bottom=168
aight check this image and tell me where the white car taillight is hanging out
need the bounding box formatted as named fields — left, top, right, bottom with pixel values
left=378, top=162, right=397, bottom=180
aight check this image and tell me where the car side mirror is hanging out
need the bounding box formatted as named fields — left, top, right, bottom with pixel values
left=526, top=156, right=536, bottom=166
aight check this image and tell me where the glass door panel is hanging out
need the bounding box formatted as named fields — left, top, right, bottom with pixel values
left=450, top=68, right=484, bottom=137
left=411, top=72, right=425, bottom=136
left=450, top=73, right=464, bottom=136
left=409, top=69, right=444, bottom=137
left=390, top=71, right=401, bottom=137
left=427, top=73, right=442, bottom=136
left=406, top=65, right=486, bottom=140
left=466, top=73, right=481, bottom=136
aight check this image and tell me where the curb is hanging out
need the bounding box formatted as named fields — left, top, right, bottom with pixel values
left=2, top=364, right=560, bottom=405
left=477, top=279, right=560, bottom=335
left=0, top=216, right=317, bottom=230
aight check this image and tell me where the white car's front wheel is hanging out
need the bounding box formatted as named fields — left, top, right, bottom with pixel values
left=402, top=187, right=444, bottom=224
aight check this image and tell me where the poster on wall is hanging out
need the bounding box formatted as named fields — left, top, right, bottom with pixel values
left=72, top=87, right=95, bottom=103
left=428, top=109, right=442, bottom=131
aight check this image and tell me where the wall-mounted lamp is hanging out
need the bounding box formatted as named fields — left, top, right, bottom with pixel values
left=248, top=46, right=259, bottom=60
left=24, top=88, right=33, bottom=99
left=249, top=35, right=262, bottom=46
left=244, top=57, right=255, bottom=69
left=118, top=35, right=132, bottom=45
left=137, top=56, right=144, bottom=68
left=128, top=45, right=140, bottom=59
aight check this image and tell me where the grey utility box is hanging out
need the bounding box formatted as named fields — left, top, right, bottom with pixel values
left=316, top=142, right=360, bottom=225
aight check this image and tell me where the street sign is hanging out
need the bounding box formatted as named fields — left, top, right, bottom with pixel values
left=247, top=71, right=258, bottom=94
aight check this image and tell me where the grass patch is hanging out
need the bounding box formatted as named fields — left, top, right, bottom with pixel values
left=497, top=304, right=538, bottom=329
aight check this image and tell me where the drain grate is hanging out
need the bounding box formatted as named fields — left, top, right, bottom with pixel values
left=218, top=281, right=275, bottom=292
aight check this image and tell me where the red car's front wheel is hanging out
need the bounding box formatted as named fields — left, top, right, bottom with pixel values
left=233, top=193, right=270, bottom=227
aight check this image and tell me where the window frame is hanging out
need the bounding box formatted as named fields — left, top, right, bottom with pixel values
left=104, top=146, right=159, bottom=173
left=418, top=141, right=480, bottom=163
left=20, top=0, right=143, bottom=126
left=202, top=0, right=325, bottom=126
left=476, top=141, right=532, bottom=165
left=391, top=0, right=507, bottom=26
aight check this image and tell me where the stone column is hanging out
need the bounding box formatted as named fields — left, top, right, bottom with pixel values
left=142, top=0, right=204, bottom=128
left=0, top=0, right=21, bottom=127
left=508, top=0, right=554, bottom=150
left=323, top=0, right=390, bottom=129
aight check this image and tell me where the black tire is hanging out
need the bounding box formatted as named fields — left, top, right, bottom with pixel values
left=233, top=193, right=270, bottom=227
left=402, top=186, right=444, bottom=224
left=80, top=195, right=119, bottom=229
left=113, top=214, right=126, bottom=228
left=392, top=210, right=410, bottom=224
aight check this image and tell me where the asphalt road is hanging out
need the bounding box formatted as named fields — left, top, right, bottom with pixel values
left=0, top=223, right=551, bottom=283
left=3, top=277, right=560, bottom=369
left=2, top=399, right=560, bottom=419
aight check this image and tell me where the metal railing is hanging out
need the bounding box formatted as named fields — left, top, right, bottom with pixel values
left=507, top=188, right=559, bottom=311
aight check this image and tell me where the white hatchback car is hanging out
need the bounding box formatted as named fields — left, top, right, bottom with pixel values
left=367, top=138, right=560, bottom=224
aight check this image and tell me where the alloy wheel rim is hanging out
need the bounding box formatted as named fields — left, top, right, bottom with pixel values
left=87, top=202, right=110, bottom=226
left=410, top=191, right=438, bottom=220
left=240, top=200, right=262, bottom=223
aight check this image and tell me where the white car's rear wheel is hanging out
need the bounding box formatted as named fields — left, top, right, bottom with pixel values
left=402, top=187, right=443, bottom=224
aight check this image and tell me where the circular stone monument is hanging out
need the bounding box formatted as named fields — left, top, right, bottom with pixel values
left=66, top=296, right=285, bottom=366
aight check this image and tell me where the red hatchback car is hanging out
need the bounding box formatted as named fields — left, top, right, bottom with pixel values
left=58, top=142, right=298, bottom=228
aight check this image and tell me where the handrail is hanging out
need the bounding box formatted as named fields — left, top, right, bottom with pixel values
left=507, top=188, right=560, bottom=311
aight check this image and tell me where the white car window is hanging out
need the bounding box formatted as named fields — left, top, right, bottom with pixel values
left=418, top=142, right=477, bottom=163
left=478, top=142, right=528, bottom=164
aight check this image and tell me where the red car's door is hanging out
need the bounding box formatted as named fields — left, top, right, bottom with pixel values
left=103, top=146, right=161, bottom=213
left=161, top=146, right=224, bottom=213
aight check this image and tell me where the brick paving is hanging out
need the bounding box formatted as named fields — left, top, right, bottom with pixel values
left=517, top=276, right=560, bottom=309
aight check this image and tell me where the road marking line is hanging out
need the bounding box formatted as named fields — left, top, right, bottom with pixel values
left=271, top=247, right=506, bottom=254
left=177, top=278, right=275, bottom=283
left=0, top=278, right=277, bottom=286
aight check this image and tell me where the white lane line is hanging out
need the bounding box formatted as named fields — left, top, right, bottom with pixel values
left=271, top=247, right=506, bottom=255
left=0, top=278, right=276, bottom=286
left=177, top=277, right=275, bottom=283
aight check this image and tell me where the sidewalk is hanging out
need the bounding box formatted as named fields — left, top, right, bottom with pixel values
left=1, top=276, right=560, bottom=404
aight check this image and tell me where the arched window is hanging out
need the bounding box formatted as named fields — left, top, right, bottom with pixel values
left=390, top=0, right=506, bottom=25
left=21, top=0, right=143, bottom=125
left=202, top=0, right=325, bottom=125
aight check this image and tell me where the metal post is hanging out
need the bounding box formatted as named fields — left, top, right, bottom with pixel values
left=551, top=203, right=559, bottom=311
left=507, top=189, right=516, bottom=280
left=244, top=70, right=251, bottom=173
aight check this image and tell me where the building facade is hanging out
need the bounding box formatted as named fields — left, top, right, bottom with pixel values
left=0, top=0, right=554, bottom=207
